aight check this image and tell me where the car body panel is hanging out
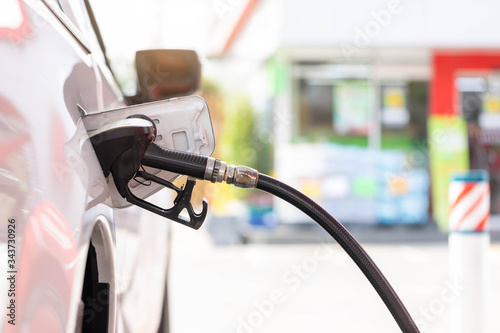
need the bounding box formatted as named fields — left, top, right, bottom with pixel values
left=0, top=1, right=171, bottom=332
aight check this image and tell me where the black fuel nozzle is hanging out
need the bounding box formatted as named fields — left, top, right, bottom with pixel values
left=88, top=116, right=208, bottom=229
left=89, top=118, right=156, bottom=197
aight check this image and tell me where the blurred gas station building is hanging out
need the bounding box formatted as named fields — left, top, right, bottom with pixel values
left=203, top=0, right=500, bottom=231
left=92, top=0, right=500, bottom=233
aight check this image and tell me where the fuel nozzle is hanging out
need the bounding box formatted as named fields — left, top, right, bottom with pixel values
left=88, top=117, right=208, bottom=229
left=142, top=143, right=259, bottom=189
left=89, top=118, right=155, bottom=197
left=88, top=113, right=258, bottom=229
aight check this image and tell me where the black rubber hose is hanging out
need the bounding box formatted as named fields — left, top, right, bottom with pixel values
left=256, top=173, right=419, bottom=333
left=136, top=143, right=418, bottom=331
left=142, top=144, right=208, bottom=180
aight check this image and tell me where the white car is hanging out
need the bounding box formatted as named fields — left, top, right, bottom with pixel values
left=0, top=1, right=212, bottom=332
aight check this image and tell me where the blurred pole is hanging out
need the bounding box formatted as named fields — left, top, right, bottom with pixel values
left=369, top=72, right=381, bottom=150
left=449, top=170, right=490, bottom=333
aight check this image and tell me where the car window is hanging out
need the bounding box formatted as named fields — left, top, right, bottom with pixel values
left=42, top=0, right=92, bottom=51
left=81, top=0, right=112, bottom=67
left=46, top=0, right=80, bottom=29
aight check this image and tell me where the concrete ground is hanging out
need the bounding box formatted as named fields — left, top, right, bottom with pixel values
left=169, top=223, right=500, bottom=333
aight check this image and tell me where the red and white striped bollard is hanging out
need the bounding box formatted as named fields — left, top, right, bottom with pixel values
left=449, top=170, right=490, bottom=333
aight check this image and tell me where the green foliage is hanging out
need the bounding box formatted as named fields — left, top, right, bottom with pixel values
left=220, top=95, right=257, bottom=168
left=201, top=78, right=220, bottom=94
left=219, top=95, right=272, bottom=198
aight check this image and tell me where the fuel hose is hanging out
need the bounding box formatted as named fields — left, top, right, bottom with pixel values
left=141, top=143, right=420, bottom=332
left=256, top=173, right=419, bottom=333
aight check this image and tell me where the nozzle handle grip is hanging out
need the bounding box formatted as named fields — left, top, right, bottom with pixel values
left=142, top=143, right=208, bottom=180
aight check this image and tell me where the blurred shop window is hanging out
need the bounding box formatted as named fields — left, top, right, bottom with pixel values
left=380, top=81, right=429, bottom=151
left=381, top=84, right=409, bottom=129
left=333, top=80, right=371, bottom=136
left=457, top=75, right=500, bottom=214
left=298, top=80, right=333, bottom=136
left=296, top=63, right=372, bottom=145
left=457, top=77, right=485, bottom=123
left=295, top=63, right=428, bottom=149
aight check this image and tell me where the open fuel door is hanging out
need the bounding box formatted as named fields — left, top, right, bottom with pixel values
left=82, top=96, right=215, bottom=209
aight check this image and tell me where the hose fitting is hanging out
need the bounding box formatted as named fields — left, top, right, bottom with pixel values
left=204, top=158, right=258, bottom=188
left=225, top=165, right=258, bottom=188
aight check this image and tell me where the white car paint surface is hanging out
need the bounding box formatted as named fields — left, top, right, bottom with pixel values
left=0, top=1, right=171, bottom=332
